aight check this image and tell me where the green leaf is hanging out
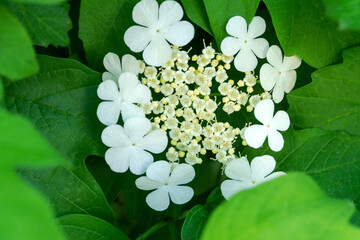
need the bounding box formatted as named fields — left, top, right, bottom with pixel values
left=7, top=2, right=72, bottom=47
left=4, top=55, right=104, bottom=164
left=181, top=205, right=209, bottom=240
left=0, top=109, right=65, bottom=240
left=203, top=0, right=260, bottom=48
left=58, top=214, right=130, bottom=240
left=11, top=0, right=65, bottom=4
left=180, top=0, right=213, bottom=36
left=288, top=46, right=360, bottom=136
left=0, top=4, right=38, bottom=80
left=322, top=0, right=360, bottom=31
left=201, top=173, right=360, bottom=240
left=263, top=0, right=360, bottom=68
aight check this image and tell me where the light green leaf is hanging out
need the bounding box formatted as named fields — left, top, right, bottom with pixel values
left=263, top=0, right=360, bottom=68
left=203, top=0, right=260, bottom=48
left=58, top=214, right=130, bottom=240
left=288, top=46, right=360, bottom=136
left=322, top=0, right=360, bottom=31
left=0, top=109, right=65, bottom=240
left=8, top=2, right=72, bottom=47
left=201, top=173, right=360, bottom=240
left=180, top=0, right=213, bottom=36
left=0, top=4, right=38, bottom=80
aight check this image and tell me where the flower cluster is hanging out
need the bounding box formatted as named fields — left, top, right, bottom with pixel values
left=96, top=0, right=301, bottom=211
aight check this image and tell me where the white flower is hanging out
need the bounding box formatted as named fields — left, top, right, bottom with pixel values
left=124, top=0, right=195, bottom=66
left=135, top=161, right=195, bottom=211
left=102, top=117, right=168, bottom=175
left=220, top=16, right=269, bottom=72
left=97, top=72, right=151, bottom=125
left=244, top=99, right=290, bottom=152
left=260, top=45, right=302, bottom=103
left=221, top=155, right=285, bottom=199
left=102, top=53, right=140, bottom=82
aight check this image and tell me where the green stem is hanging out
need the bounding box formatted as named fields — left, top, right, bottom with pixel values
left=209, top=92, right=222, bottom=97
left=136, top=221, right=168, bottom=240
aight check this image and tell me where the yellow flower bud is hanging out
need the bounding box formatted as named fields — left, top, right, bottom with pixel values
left=179, top=151, right=185, bottom=157
left=224, top=122, right=230, bottom=128
left=228, top=148, right=235, bottom=155
left=204, top=95, right=210, bottom=101
left=161, top=98, right=168, bottom=104
left=228, top=79, right=234, bottom=85
left=187, top=90, right=194, bottom=96
left=222, top=97, right=230, bottom=103
left=160, top=114, right=167, bottom=121
left=194, top=89, right=200, bottom=95
left=198, top=66, right=204, bottom=72
left=246, top=105, right=253, bottom=112
left=160, top=78, right=166, bottom=84
left=196, top=136, right=202, bottom=142
left=234, top=104, right=241, bottom=111
left=154, top=87, right=160, bottom=93
left=200, top=148, right=207, bottom=155
left=142, top=78, right=147, bottom=85
left=171, top=140, right=177, bottom=146
left=247, top=86, right=254, bottom=93
left=212, top=149, right=218, bottom=154
left=237, top=80, right=245, bottom=87
left=216, top=54, right=222, bottom=61
left=161, top=125, right=167, bottom=130
left=154, top=117, right=161, bottom=124
left=224, top=63, right=231, bottom=70
left=192, top=55, right=198, bottom=61
left=217, top=65, right=224, bottom=71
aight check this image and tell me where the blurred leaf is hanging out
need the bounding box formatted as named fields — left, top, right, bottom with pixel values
left=11, top=0, right=65, bottom=3
left=181, top=205, right=209, bottom=240
left=288, top=46, right=360, bottom=136
left=0, top=109, right=65, bottom=240
left=263, top=0, right=360, bottom=68
left=8, top=2, right=72, bottom=47
left=201, top=173, right=360, bottom=240
left=0, top=4, right=38, bottom=80
left=181, top=0, right=213, bottom=36
left=58, top=214, right=130, bottom=240
left=203, top=0, right=260, bottom=48
left=322, top=0, right=360, bottom=31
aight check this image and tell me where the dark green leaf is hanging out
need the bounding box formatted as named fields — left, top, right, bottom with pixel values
left=11, top=0, right=65, bottom=4
left=181, top=0, right=213, bottom=36
left=322, top=0, right=360, bottom=31
left=181, top=205, right=209, bottom=240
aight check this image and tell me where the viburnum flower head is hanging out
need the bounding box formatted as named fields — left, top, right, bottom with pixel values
left=124, top=0, right=195, bottom=66
left=136, top=161, right=195, bottom=211
left=102, top=53, right=140, bottom=82
left=260, top=45, right=302, bottom=103
left=221, top=155, right=285, bottom=199
left=97, top=72, right=151, bottom=125
left=101, top=116, right=168, bottom=175
left=244, top=99, right=290, bottom=152
left=221, top=16, right=269, bottom=72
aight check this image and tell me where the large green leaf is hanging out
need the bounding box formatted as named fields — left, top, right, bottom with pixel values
left=11, top=0, right=65, bottom=4
left=0, top=109, right=65, bottom=240
left=201, top=173, right=360, bottom=240
left=180, top=0, right=213, bottom=36
left=263, top=0, right=360, bottom=68
left=58, top=214, right=130, bottom=240
left=322, top=0, right=360, bottom=31
left=288, top=46, right=360, bottom=136
left=203, top=0, right=260, bottom=48
left=8, top=2, right=72, bottom=47
left=0, top=4, right=38, bottom=80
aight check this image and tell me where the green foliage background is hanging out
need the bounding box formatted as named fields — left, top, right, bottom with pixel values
left=1, top=0, right=360, bottom=239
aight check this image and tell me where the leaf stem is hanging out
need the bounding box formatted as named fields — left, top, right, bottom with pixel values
left=135, top=221, right=168, bottom=240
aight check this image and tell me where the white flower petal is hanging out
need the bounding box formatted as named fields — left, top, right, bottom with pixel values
left=138, top=129, right=168, bottom=154
left=105, top=147, right=131, bottom=173
left=146, top=187, right=170, bottom=211
left=143, top=36, right=172, bottom=66
left=254, top=99, right=274, bottom=125
left=127, top=84, right=151, bottom=105
left=129, top=147, right=154, bottom=175
left=146, top=160, right=170, bottom=183
left=224, top=157, right=252, bottom=181
left=168, top=185, right=193, bottom=205
left=272, top=81, right=285, bottom=103
left=220, top=180, right=253, bottom=200
left=124, top=26, right=152, bottom=52
left=97, top=101, right=121, bottom=125
left=121, top=54, right=140, bottom=75
left=121, top=103, right=145, bottom=122
left=267, top=45, right=283, bottom=68
left=168, top=164, right=195, bottom=185
left=103, top=52, right=122, bottom=76
left=102, top=72, right=117, bottom=82
left=118, top=72, right=141, bottom=99
left=220, top=37, right=242, bottom=57
left=132, top=0, right=158, bottom=27
left=101, top=124, right=131, bottom=147
left=272, top=110, right=290, bottom=131
left=159, top=0, right=183, bottom=26
left=234, top=48, right=258, bottom=72
left=263, top=171, right=286, bottom=182
left=249, top=38, right=269, bottom=58
left=124, top=116, right=152, bottom=142
left=268, top=129, right=284, bottom=152
left=283, top=70, right=296, bottom=93
left=250, top=155, right=276, bottom=180
left=163, top=21, right=194, bottom=47
left=244, top=124, right=268, bottom=149
left=260, top=63, right=278, bottom=91
left=97, top=80, right=120, bottom=101
left=247, top=16, right=266, bottom=39
left=225, top=16, right=247, bottom=38
left=282, top=55, right=301, bottom=71
left=136, top=176, right=163, bottom=190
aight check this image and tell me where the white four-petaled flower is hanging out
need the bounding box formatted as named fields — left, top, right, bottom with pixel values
left=244, top=99, right=290, bottom=152
left=97, top=72, right=151, bottom=125
left=124, top=0, right=195, bottom=66
left=221, top=16, right=269, bottom=72
left=102, top=53, right=140, bottom=82
left=102, top=117, right=168, bottom=175
left=136, top=160, right=195, bottom=211
left=221, top=155, right=285, bottom=199
left=260, top=45, right=301, bottom=103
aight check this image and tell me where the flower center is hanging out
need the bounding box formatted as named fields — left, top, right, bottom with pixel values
left=252, top=180, right=256, bottom=184
left=132, top=143, right=136, bottom=146
left=267, top=124, right=270, bottom=128
left=156, top=29, right=160, bottom=33
left=244, top=40, right=247, bottom=43
left=279, top=71, right=282, bottom=75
